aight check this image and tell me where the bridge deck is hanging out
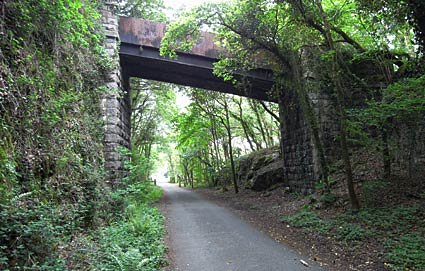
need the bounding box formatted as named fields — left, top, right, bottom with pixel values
left=118, top=17, right=276, bottom=102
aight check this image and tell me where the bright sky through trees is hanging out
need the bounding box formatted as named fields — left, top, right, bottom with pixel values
left=163, top=0, right=228, bottom=109
left=163, top=0, right=228, bottom=19
left=164, top=0, right=227, bottom=9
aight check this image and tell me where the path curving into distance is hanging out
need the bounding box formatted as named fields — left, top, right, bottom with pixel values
left=160, top=182, right=326, bottom=271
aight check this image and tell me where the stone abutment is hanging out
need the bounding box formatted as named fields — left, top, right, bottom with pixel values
left=102, top=5, right=131, bottom=186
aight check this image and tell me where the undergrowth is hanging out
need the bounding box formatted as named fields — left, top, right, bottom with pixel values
left=0, top=1, right=168, bottom=269
left=280, top=206, right=332, bottom=234
left=281, top=203, right=425, bottom=270
left=0, top=1, right=110, bottom=269
left=384, top=233, right=425, bottom=271
left=93, top=182, right=166, bottom=271
left=64, top=182, right=167, bottom=271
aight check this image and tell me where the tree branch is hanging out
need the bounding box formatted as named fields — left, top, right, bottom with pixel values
left=259, top=101, right=280, bottom=122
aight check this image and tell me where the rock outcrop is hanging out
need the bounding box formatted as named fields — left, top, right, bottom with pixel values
left=237, top=147, right=284, bottom=191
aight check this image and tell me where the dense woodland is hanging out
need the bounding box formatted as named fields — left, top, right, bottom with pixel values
left=1, top=0, right=424, bottom=270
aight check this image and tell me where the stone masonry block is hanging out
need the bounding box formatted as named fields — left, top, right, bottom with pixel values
left=105, top=108, right=121, bottom=118
left=105, top=125, right=122, bottom=135
left=105, top=161, right=122, bottom=170
left=104, top=143, right=119, bottom=153
left=105, top=116, right=121, bottom=125
left=105, top=133, right=123, bottom=143
left=105, top=82, right=119, bottom=89
left=103, top=97, right=120, bottom=107
left=102, top=7, right=131, bottom=185
left=105, top=30, right=119, bottom=38
left=105, top=152, right=121, bottom=161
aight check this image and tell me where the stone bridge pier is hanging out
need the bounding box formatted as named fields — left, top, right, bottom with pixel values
left=279, top=82, right=339, bottom=194
left=101, top=4, right=131, bottom=186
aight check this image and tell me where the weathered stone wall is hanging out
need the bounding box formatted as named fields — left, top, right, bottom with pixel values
left=279, top=49, right=340, bottom=194
left=392, top=121, right=425, bottom=177
left=279, top=89, right=340, bottom=194
left=101, top=5, right=131, bottom=186
left=280, top=89, right=317, bottom=194
left=280, top=48, right=425, bottom=193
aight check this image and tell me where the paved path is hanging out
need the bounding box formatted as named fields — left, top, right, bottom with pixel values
left=160, top=182, right=326, bottom=271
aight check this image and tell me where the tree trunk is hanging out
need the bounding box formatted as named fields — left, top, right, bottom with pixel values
left=168, top=152, right=176, bottom=183
left=278, top=87, right=286, bottom=158
left=190, top=168, right=194, bottom=189
left=250, top=100, right=269, bottom=148
left=316, top=0, right=360, bottom=210
left=264, top=120, right=274, bottom=147
left=382, top=127, right=391, bottom=179
left=210, top=123, right=218, bottom=167
left=224, top=99, right=239, bottom=193
left=408, top=126, right=416, bottom=179
left=338, top=101, right=360, bottom=209
left=235, top=98, right=256, bottom=151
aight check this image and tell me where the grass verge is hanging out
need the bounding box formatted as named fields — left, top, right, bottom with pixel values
left=65, top=182, right=166, bottom=271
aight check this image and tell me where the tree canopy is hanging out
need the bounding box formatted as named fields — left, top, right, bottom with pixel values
left=158, top=0, right=424, bottom=209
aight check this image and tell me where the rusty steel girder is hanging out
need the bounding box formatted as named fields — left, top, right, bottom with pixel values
left=118, top=17, right=276, bottom=102
left=119, top=17, right=227, bottom=59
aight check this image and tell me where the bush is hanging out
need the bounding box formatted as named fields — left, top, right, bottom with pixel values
left=320, top=192, right=338, bottom=206
left=0, top=201, right=67, bottom=270
left=362, top=180, right=390, bottom=206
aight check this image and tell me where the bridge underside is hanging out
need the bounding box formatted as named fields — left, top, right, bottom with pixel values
left=106, top=16, right=325, bottom=194
left=119, top=44, right=276, bottom=102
